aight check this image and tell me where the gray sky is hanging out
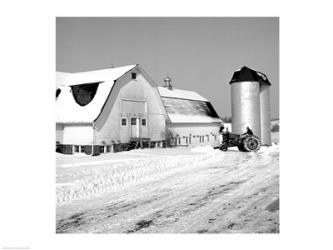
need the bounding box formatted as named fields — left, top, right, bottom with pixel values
left=56, top=17, right=279, bottom=118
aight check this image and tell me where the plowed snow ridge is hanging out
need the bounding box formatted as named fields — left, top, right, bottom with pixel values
left=57, top=151, right=220, bottom=204
left=56, top=145, right=278, bottom=205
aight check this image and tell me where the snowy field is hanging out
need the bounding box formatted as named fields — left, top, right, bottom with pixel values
left=56, top=132, right=279, bottom=233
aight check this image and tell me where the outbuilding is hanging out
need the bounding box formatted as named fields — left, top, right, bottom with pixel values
left=56, top=64, right=222, bottom=154
left=158, top=77, right=222, bottom=147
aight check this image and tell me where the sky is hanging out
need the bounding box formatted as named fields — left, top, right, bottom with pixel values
left=56, top=17, right=279, bottom=119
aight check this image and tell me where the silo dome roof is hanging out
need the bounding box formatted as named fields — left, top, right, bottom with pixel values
left=229, top=66, right=271, bottom=85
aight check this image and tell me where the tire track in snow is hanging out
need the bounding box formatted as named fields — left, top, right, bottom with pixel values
left=56, top=145, right=279, bottom=233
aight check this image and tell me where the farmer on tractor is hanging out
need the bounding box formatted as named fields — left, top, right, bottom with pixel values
left=243, top=126, right=254, bottom=136
left=219, top=126, right=260, bottom=152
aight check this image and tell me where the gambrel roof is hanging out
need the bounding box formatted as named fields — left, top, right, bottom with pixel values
left=56, top=64, right=222, bottom=125
left=158, top=87, right=221, bottom=124
left=56, top=65, right=136, bottom=123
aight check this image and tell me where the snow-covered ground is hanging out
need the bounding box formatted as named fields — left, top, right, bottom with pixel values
left=56, top=133, right=279, bottom=233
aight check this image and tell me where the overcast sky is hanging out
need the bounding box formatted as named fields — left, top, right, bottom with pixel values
left=56, top=17, right=279, bottom=118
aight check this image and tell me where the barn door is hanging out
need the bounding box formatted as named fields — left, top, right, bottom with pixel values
left=130, top=117, right=140, bottom=138
left=121, top=100, right=148, bottom=139
left=130, top=116, right=148, bottom=138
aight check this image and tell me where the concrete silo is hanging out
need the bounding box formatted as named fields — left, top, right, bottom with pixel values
left=259, top=79, right=272, bottom=146
left=230, top=66, right=272, bottom=146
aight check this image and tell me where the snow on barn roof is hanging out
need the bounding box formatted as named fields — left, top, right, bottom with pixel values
left=56, top=65, right=136, bottom=87
left=158, top=87, right=208, bottom=102
left=56, top=65, right=136, bottom=123
left=56, top=72, right=73, bottom=88
left=158, top=87, right=221, bottom=124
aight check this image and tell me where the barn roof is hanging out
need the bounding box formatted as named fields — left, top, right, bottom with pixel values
left=158, top=87, right=222, bottom=124
left=56, top=65, right=136, bottom=87
left=56, top=72, right=72, bottom=87
left=56, top=65, right=136, bottom=123
left=229, top=66, right=271, bottom=85
left=56, top=64, right=222, bottom=125
left=157, top=87, right=208, bottom=102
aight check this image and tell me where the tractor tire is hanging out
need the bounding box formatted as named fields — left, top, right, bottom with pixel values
left=243, top=135, right=261, bottom=152
left=220, top=144, right=228, bottom=151
left=238, top=144, right=246, bottom=152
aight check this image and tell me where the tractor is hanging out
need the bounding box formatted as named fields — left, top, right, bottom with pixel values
left=219, top=132, right=261, bottom=152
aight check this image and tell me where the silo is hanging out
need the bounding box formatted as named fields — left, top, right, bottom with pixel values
left=230, top=77, right=261, bottom=137
left=230, top=66, right=272, bottom=146
left=260, top=83, right=272, bottom=145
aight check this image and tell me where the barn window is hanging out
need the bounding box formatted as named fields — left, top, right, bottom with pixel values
left=121, top=118, right=127, bottom=126
left=71, top=82, right=101, bottom=106
left=131, top=118, right=137, bottom=125
left=81, top=146, right=85, bottom=153
left=142, top=118, right=146, bottom=126
left=131, top=72, right=137, bottom=79
left=74, top=145, right=80, bottom=153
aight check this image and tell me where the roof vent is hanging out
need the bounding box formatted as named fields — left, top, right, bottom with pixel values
left=163, top=76, right=172, bottom=90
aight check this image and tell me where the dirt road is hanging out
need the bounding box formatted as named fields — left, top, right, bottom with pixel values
left=56, top=146, right=279, bottom=233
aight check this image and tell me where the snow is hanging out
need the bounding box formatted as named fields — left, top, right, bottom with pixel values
left=158, top=87, right=208, bottom=101
left=56, top=139, right=279, bottom=233
left=56, top=148, right=219, bottom=204
left=56, top=81, right=113, bottom=123
left=190, top=145, right=215, bottom=153
left=56, top=72, right=72, bottom=88
left=167, top=114, right=222, bottom=123
left=56, top=65, right=136, bottom=123
left=56, top=65, right=136, bottom=86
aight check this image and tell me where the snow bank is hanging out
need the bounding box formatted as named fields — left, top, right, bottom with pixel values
left=56, top=144, right=279, bottom=205
left=56, top=151, right=219, bottom=205
left=190, top=146, right=215, bottom=153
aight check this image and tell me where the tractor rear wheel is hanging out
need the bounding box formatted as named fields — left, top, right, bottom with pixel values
left=220, top=144, right=228, bottom=151
left=243, top=135, right=261, bottom=152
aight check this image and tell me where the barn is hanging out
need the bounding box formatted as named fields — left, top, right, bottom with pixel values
left=158, top=77, right=222, bottom=147
left=56, top=64, right=222, bottom=154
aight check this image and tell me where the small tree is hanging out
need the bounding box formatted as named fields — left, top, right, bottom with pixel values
left=164, top=128, right=175, bottom=147
left=271, top=123, right=280, bottom=132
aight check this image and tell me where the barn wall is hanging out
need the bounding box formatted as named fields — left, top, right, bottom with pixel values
left=56, top=123, right=64, bottom=143
left=62, top=123, right=93, bottom=145
left=94, top=69, right=167, bottom=144
left=167, top=122, right=221, bottom=147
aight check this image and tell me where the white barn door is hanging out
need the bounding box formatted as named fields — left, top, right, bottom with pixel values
left=121, top=100, right=148, bottom=139
left=130, top=117, right=139, bottom=138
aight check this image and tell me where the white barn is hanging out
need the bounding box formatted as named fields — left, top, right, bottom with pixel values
left=56, top=64, right=222, bottom=154
left=158, top=78, right=222, bottom=147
